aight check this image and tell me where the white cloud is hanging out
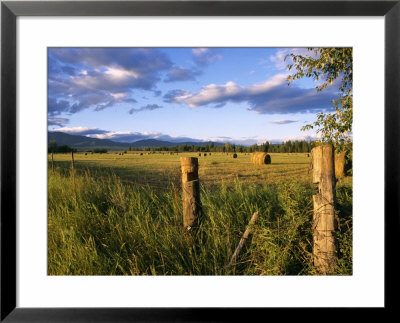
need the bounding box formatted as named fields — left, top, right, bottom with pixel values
left=192, top=48, right=222, bottom=66
left=53, top=126, right=95, bottom=134
left=48, top=117, right=69, bottom=127
left=164, top=73, right=336, bottom=114
left=269, top=119, right=300, bottom=125
left=48, top=48, right=172, bottom=115
left=104, top=67, right=140, bottom=80
left=88, top=131, right=134, bottom=140
left=269, top=48, right=311, bottom=70
left=169, top=74, right=287, bottom=108
left=281, top=134, right=319, bottom=142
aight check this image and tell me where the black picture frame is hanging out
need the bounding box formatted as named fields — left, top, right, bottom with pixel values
left=1, top=1, right=399, bottom=321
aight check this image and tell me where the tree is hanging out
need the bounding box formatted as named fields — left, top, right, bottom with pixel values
left=260, top=141, right=269, bottom=153
left=225, top=142, right=232, bottom=153
left=286, top=48, right=352, bottom=151
left=49, top=140, right=57, bottom=153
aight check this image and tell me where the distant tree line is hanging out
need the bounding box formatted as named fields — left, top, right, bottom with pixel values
left=49, top=139, right=316, bottom=154
left=128, top=140, right=316, bottom=153
left=48, top=140, right=77, bottom=153
left=92, top=148, right=108, bottom=154
left=48, top=141, right=107, bottom=153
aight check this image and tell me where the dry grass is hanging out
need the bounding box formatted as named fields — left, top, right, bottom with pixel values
left=49, top=152, right=313, bottom=188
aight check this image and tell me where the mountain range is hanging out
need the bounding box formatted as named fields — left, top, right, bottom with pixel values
left=48, top=131, right=224, bottom=150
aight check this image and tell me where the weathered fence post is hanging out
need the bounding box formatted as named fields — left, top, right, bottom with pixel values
left=71, top=151, right=75, bottom=170
left=180, top=157, right=201, bottom=232
left=311, top=145, right=337, bottom=274
left=228, top=211, right=260, bottom=269
left=334, top=150, right=347, bottom=178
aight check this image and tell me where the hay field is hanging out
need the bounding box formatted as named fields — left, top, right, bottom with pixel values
left=49, top=152, right=316, bottom=188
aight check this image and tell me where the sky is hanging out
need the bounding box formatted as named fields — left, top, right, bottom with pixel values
left=48, top=47, right=338, bottom=145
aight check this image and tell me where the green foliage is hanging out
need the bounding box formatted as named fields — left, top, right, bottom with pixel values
left=335, top=182, right=353, bottom=275
left=286, top=48, right=353, bottom=151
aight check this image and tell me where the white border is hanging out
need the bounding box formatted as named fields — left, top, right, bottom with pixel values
left=17, top=17, right=384, bottom=307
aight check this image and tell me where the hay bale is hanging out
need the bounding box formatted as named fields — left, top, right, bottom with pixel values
left=203, top=153, right=207, bottom=157
left=140, top=153, right=143, bottom=156
left=198, top=153, right=202, bottom=156
left=251, top=152, right=271, bottom=165
left=231, top=153, right=237, bottom=158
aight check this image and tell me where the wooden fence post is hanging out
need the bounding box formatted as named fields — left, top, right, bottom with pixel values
left=228, top=211, right=260, bottom=268
left=71, top=151, right=75, bottom=170
left=334, top=150, right=347, bottom=178
left=180, top=157, right=201, bottom=232
left=311, top=145, right=337, bottom=274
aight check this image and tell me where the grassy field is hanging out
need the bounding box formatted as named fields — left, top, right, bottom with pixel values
left=48, top=152, right=352, bottom=275
left=49, top=152, right=319, bottom=187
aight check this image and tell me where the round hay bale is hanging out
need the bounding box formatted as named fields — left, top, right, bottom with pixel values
left=140, top=153, right=143, bottom=155
left=231, top=153, right=237, bottom=158
left=203, top=153, right=207, bottom=156
left=198, top=153, right=202, bottom=156
left=251, top=152, right=271, bottom=165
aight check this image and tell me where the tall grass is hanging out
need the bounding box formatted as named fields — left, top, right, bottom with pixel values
left=48, top=169, right=352, bottom=275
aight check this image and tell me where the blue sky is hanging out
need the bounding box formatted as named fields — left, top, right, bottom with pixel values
left=48, top=47, right=337, bottom=145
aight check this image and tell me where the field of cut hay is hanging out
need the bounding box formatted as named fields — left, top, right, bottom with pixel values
left=49, top=152, right=320, bottom=188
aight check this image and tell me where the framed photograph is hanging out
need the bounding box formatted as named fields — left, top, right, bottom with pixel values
left=1, top=0, right=399, bottom=321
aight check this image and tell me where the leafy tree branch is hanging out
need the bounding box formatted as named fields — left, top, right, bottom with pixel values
left=286, top=48, right=352, bottom=152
